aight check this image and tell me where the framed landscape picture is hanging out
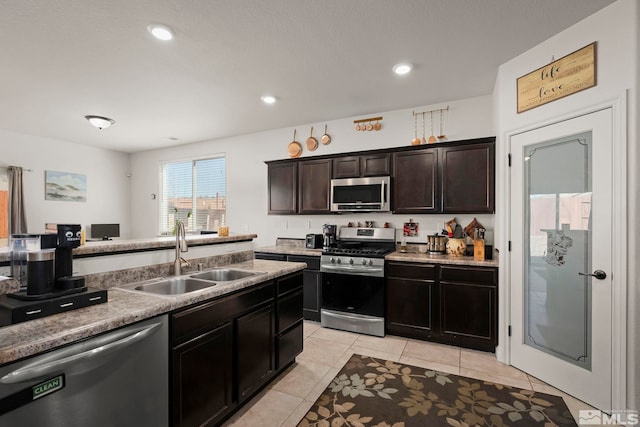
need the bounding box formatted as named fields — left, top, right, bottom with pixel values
left=45, top=170, right=87, bottom=202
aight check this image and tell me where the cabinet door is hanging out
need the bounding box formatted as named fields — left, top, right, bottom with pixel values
left=333, top=156, right=360, bottom=178
left=361, top=154, right=391, bottom=177
left=298, top=159, right=332, bottom=213
left=393, top=149, right=439, bottom=213
left=302, top=270, right=321, bottom=321
left=440, top=265, right=497, bottom=352
left=287, top=255, right=321, bottom=322
left=440, top=142, right=495, bottom=213
left=172, top=322, right=233, bottom=427
left=236, top=304, right=274, bottom=402
left=268, top=162, right=297, bottom=214
left=386, top=262, right=438, bottom=339
left=386, top=278, right=438, bottom=338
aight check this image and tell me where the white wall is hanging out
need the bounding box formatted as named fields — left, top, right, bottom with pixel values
left=129, top=95, right=495, bottom=247
left=0, top=129, right=131, bottom=237
left=493, top=0, right=638, bottom=410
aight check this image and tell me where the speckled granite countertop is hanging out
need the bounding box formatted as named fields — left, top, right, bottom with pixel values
left=385, top=251, right=499, bottom=267
left=0, top=233, right=258, bottom=263
left=0, top=258, right=305, bottom=366
left=255, top=244, right=499, bottom=267
left=256, top=245, right=322, bottom=257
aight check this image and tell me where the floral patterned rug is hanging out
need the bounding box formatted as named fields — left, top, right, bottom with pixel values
left=297, top=354, right=577, bottom=427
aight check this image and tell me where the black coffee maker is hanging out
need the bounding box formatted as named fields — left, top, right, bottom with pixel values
left=54, top=224, right=86, bottom=292
left=322, top=224, right=337, bottom=250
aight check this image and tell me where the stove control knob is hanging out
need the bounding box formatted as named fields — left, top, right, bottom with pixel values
left=368, top=260, right=374, bottom=266
left=336, top=258, right=341, bottom=264
left=330, top=257, right=336, bottom=264
left=361, top=259, right=368, bottom=266
left=349, top=258, right=354, bottom=265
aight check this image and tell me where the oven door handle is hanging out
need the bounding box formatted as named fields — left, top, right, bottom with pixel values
left=320, top=265, right=384, bottom=276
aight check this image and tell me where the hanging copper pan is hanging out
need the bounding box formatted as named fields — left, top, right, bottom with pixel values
left=306, top=126, right=318, bottom=151
left=287, top=129, right=302, bottom=158
left=321, top=125, right=331, bottom=145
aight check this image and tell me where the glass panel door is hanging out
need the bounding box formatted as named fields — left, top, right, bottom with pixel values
left=510, top=108, right=613, bottom=410
left=524, top=132, right=592, bottom=369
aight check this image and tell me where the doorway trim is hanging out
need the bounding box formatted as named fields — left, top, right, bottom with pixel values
left=499, top=94, right=627, bottom=410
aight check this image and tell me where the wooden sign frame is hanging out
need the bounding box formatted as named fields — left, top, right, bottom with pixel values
left=517, top=42, right=596, bottom=113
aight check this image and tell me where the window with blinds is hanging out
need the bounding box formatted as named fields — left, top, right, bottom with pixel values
left=159, top=156, right=226, bottom=235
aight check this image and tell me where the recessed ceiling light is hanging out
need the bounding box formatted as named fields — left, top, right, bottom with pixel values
left=393, top=63, right=412, bottom=75
left=85, top=115, right=115, bottom=129
left=261, top=95, right=277, bottom=104
left=147, top=24, right=174, bottom=41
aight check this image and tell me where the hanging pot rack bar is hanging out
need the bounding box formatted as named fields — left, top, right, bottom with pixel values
left=412, top=106, right=449, bottom=117
left=353, top=116, right=383, bottom=124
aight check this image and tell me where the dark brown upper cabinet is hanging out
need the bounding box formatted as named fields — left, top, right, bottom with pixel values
left=393, top=140, right=495, bottom=214
left=298, top=159, right=332, bottom=214
left=440, top=142, right=495, bottom=213
left=266, top=137, right=495, bottom=215
left=333, top=154, right=391, bottom=178
left=393, top=148, right=439, bottom=213
left=267, top=162, right=297, bottom=214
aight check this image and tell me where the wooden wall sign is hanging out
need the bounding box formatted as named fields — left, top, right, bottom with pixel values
left=517, top=42, right=596, bottom=113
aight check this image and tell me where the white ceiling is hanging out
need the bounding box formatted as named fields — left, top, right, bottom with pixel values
left=1, top=0, right=614, bottom=153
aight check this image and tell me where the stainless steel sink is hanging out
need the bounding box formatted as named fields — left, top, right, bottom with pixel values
left=131, top=277, right=216, bottom=295
left=190, top=268, right=263, bottom=282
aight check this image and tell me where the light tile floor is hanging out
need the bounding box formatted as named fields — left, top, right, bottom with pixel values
left=223, top=321, right=595, bottom=426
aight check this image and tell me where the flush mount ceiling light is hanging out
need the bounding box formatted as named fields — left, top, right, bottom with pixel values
left=261, top=95, right=277, bottom=104
left=85, top=115, right=115, bottom=129
left=147, top=23, right=174, bottom=41
left=392, top=63, right=412, bottom=76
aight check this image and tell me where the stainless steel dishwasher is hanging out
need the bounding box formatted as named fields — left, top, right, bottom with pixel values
left=0, top=315, right=169, bottom=426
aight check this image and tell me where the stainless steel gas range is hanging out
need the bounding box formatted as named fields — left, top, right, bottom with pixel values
left=319, top=227, right=395, bottom=337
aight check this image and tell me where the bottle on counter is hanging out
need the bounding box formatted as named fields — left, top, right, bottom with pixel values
left=473, top=228, right=485, bottom=261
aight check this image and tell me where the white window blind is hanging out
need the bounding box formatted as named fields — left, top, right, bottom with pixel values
left=159, top=157, right=226, bottom=235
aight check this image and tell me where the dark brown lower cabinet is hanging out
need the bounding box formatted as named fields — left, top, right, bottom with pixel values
left=286, top=255, right=321, bottom=322
left=172, top=322, right=232, bottom=427
left=170, top=272, right=303, bottom=427
left=385, top=262, right=497, bottom=352
left=236, top=304, right=274, bottom=403
left=439, top=265, right=497, bottom=352
left=386, top=262, right=438, bottom=339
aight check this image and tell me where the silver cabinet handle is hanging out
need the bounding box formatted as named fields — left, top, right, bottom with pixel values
left=578, top=270, right=607, bottom=280
left=0, top=322, right=162, bottom=384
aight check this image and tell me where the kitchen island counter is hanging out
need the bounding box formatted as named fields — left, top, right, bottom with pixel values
left=0, top=258, right=305, bottom=365
left=0, top=233, right=258, bottom=264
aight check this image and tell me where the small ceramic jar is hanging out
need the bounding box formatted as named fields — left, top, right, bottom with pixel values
left=446, top=238, right=466, bottom=256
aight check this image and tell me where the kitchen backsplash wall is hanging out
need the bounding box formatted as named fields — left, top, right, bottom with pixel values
left=129, top=94, right=494, bottom=247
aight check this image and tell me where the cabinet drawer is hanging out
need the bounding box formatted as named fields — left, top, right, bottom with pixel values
left=171, top=282, right=274, bottom=345
left=254, top=252, right=287, bottom=261
left=277, top=320, right=303, bottom=369
left=287, top=255, right=320, bottom=271
left=278, top=290, right=303, bottom=333
left=440, top=266, right=497, bottom=285
left=277, top=272, right=303, bottom=296
left=386, top=262, right=436, bottom=280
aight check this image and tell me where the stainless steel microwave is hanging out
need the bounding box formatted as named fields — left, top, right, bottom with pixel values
left=330, top=176, right=391, bottom=212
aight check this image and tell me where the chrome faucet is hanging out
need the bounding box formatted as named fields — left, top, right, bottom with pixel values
left=174, top=221, right=190, bottom=275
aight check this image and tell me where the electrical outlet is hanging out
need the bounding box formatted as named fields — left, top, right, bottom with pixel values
left=306, top=220, right=311, bottom=230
